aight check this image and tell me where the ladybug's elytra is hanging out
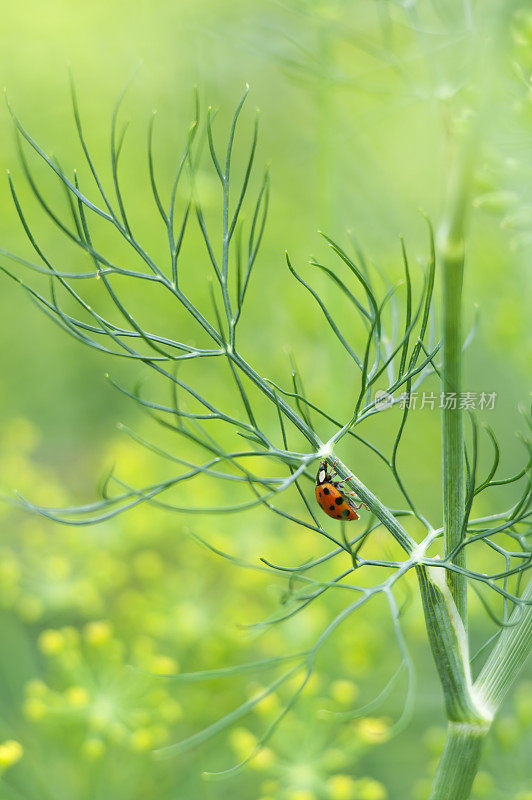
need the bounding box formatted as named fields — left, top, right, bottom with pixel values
left=315, top=460, right=368, bottom=521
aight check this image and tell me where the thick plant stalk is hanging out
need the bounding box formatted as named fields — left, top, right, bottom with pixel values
left=428, top=107, right=532, bottom=797
left=426, top=131, right=482, bottom=800
left=416, top=566, right=486, bottom=724
left=440, top=238, right=466, bottom=622
left=429, top=722, right=489, bottom=800
left=439, top=153, right=470, bottom=625
left=438, top=15, right=494, bottom=626
left=429, top=580, right=532, bottom=800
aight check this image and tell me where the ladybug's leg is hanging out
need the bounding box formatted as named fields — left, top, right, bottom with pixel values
left=330, top=459, right=353, bottom=476
left=331, top=460, right=354, bottom=484
left=329, top=459, right=340, bottom=479
left=344, top=490, right=369, bottom=512
left=330, top=462, right=360, bottom=493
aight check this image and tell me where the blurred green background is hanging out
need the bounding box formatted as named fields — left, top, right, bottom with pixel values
left=0, top=2, right=530, bottom=799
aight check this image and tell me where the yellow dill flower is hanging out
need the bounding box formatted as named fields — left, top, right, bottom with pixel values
left=326, top=774, right=357, bottom=800
left=130, top=728, right=153, bottom=751
left=229, top=727, right=257, bottom=757
left=65, top=686, right=90, bottom=708
left=353, top=777, right=388, bottom=800
left=286, top=790, right=317, bottom=800
left=330, top=679, right=358, bottom=706
left=38, top=629, right=64, bottom=655
left=355, top=717, right=390, bottom=744
left=82, top=737, right=105, bottom=761
left=0, top=739, right=23, bottom=769
left=248, top=747, right=275, bottom=770
left=148, top=654, right=179, bottom=674
left=84, top=620, right=113, bottom=646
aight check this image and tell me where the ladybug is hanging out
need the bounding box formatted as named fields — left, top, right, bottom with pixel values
left=315, top=460, right=368, bottom=521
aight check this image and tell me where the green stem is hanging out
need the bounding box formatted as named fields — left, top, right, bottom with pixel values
left=416, top=565, right=484, bottom=723
left=429, top=722, right=489, bottom=800
left=439, top=133, right=475, bottom=626
left=441, top=235, right=466, bottom=622
left=475, top=578, right=532, bottom=712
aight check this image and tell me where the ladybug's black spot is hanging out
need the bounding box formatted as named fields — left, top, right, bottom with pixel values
left=319, top=491, right=322, bottom=497
left=336, top=513, right=342, bottom=519
left=323, top=488, right=330, bottom=495
left=329, top=505, right=335, bottom=511
left=335, top=496, right=343, bottom=506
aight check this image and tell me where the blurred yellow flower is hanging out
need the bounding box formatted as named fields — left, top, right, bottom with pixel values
left=84, top=620, right=113, bottom=646
left=326, top=774, right=357, bottom=800
left=229, top=726, right=257, bottom=757
left=355, top=718, right=390, bottom=744
left=130, top=728, right=153, bottom=751
left=65, top=686, right=90, bottom=708
left=82, top=737, right=105, bottom=761
left=354, top=777, right=388, bottom=800
left=249, top=685, right=281, bottom=716
left=0, top=739, right=23, bottom=769
left=148, top=654, right=179, bottom=674
left=23, top=697, right=47, bottom=720
left=249, top=747, right=275, bottom=770
left=286, top=790, right=316, bottom=800
left=38, top=628, right=65, bottom=655
left=330, top=679, right=358, bottom=706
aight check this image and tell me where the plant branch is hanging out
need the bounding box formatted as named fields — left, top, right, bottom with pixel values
left=474, top=577, right=532, bottom=713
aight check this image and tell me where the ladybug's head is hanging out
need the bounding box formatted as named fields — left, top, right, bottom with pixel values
left=316, top=460, right=328, bottom=485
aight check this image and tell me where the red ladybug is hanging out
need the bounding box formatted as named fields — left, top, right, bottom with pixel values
left=315, top=460, right=368, bottom=521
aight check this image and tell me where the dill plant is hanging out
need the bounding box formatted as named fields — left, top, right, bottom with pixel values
left=1, top=12, right=531, bottom=800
